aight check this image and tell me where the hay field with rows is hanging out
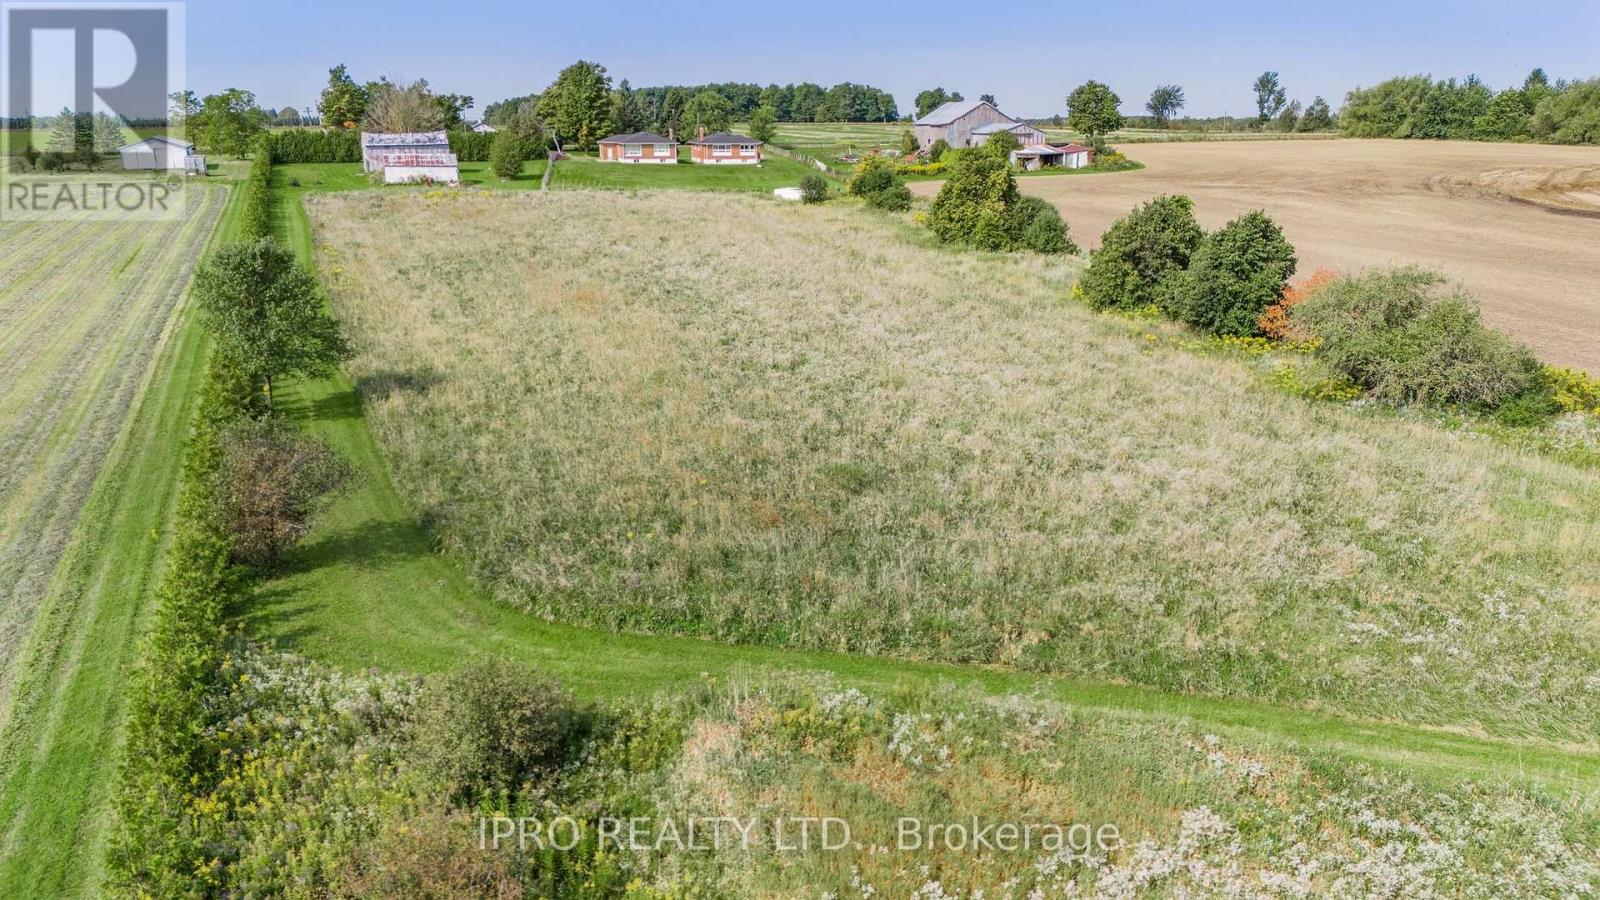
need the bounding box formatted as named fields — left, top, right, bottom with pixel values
left=308, top=189, right=1600, bottom=742
left=0, top=186, right=226, bottom=710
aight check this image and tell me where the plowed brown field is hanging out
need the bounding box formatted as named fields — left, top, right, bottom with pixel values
left=915, top=139, right=1600, bottom=371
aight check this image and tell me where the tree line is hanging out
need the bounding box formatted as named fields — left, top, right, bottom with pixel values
left=1341, top=69, right=1598, bottom=143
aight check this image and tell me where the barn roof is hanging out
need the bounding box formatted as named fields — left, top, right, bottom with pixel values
left=118, top=134, right=193, bottom=151
left=970, top=121, right=1037, bottom=135
left=598, top=131, right=674, bottom=144
left=690, top=132, right=761, bottom=145
left=914, top=99, right=1005, bottom=126
left=361, top=131, right=450, bottom=148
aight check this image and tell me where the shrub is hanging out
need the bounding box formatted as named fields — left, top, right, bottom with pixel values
left=896, top=161, right=947, bottom=177
left=984, top=129, right=1021, bottom=160
left=899, top=128, right=918, bottom=156
left=238, top=135, right=273, bottom=241
left=1010, top=196, right=1078, bottom=254
left=1290, top=268, right=1545, bottom=408
left=1259, top=269, right=1336, bottom=341
left=212, top=417, right=355, bottom=566
left=413, top=659, right=584, bottom=804
left=1546, top=366, right=1600, bottom=415
left=489, top=131, right=525, bottom=179
left=335, top=809, right=523, bottom=899
left=926, top=152, right=1021, bottom=250
left=1159, top=210, right=1297, bottom=336
left=929, top=138, right=950, bottom=161
left=799, top=172, right=829, bottom=204
left=1078, top=195, right=1203, bottom=311
left=1091, top=150, right=1139, bottom=172
left=847, top=156, right=912, bottom=211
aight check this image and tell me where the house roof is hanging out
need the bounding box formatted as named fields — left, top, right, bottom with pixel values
left=598, top=131, right=674, bottom=144
left=361, top=131, right=450, bottom=148
left=118, top=134, right=193, bottom=151
left=914, top=99, right=1004, bottom=126
left=690, top=132, right=761, bottom=145
left=970, top=121, right=1037, bottom=135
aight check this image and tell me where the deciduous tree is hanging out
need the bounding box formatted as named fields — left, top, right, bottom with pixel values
left=747, top=104, right=778, bottom=144
left=537, top=60, right=614, bottom=150
left=1066, top=81, right=1124, bottom=148
left=1253, top=71, right=1288, bottom=124
left=683, top=90, right=733, bottom=134
left=193, top=238, right=351, bottom=408
left=1145, top=84, right=1186, bottom=126
left=318, top=64, right=367, bottom=129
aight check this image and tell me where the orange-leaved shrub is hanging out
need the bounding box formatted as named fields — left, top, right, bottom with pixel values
left=1259, top=268, right=1336, bottom=341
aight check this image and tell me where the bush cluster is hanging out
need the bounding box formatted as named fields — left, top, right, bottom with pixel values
left=896, top=160, right=947, bottom=176
left=799, top=172, right=829, bottom=204
left=926, top=153, right=1076, bottom=254
left=212, top=417, right=355, bottom=566
left=846, top=156, right=912, bottom=211
left=1289, top=267, right=1544, bottom=409
left=1079, top=194, right=1204, bottom=310
left=413, top=659, right=587, bottom=804
left=1158, top=210, right=1297, bottom=336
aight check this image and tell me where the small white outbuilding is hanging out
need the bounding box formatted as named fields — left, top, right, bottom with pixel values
left=118, top=135, right=205, bottom=173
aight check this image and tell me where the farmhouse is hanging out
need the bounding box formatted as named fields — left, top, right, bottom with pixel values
left=469, top=120, right=497, bottom=133
left=689, top=129, right=762, bottom=164
left=117, top=135, right=205, bottom=174
left=598, top=131, right=679, bottom=163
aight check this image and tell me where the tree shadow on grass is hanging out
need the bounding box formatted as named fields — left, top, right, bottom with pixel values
left=353, top=370, right=444, bottom=404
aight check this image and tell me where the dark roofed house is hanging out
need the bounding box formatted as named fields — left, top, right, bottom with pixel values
left=597, top=131, right=678, bottom=164
left=688, top=128, right=762, bottom=165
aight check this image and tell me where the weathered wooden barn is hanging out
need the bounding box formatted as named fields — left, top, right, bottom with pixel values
left=913, top=100, right=1026, bottom=150
left=361, top=131, right=452, bottom=173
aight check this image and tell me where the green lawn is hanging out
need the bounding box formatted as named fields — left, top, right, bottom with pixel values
left=0, top=184, right=234, bottom=897
left=550, top=147, right=814, bottom=191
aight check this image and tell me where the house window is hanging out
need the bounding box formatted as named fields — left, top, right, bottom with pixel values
left=713, top=144, right=731, bottom=156
left=739, top=145, right=757, bottom=156
left=654, top=144, right=672, bottom=157
left=625, top=144, right=642, bottom=157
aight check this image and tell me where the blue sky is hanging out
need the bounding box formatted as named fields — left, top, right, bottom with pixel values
left=188, top=0, right=1600, bottom=119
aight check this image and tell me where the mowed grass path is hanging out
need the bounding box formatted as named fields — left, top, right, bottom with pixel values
left=0, top=184, right=232, bottom=896
left=231, top=179, right=1600, bottom=804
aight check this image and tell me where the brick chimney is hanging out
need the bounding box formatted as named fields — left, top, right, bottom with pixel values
left=697, top=125, right=706, bottom=141
left=668, top=127, right=675, bottom=142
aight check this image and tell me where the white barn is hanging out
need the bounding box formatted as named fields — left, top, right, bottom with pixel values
left=118, top=135, right=205, bottom=173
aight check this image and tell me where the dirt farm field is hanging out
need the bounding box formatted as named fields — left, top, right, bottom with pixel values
left=914, top=139, right=1600, bottom=372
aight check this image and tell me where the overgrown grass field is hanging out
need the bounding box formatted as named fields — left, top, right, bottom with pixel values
left=552, top=148, right=814, bottom=191
left=306, top=190, right=1600, bottom=744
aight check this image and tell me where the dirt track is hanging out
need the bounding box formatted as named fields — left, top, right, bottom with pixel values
left=916, top=140, right=1600, bottom=372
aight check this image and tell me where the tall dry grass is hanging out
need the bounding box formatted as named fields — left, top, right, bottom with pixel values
left=307, top=190, right=1600, bottom=741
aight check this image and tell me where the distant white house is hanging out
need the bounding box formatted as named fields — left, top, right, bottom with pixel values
left=470, top=120, right=497, bottom=134
left=361, top=131, right=460, bottom=184
left=118, top=135, right=205, bottom=174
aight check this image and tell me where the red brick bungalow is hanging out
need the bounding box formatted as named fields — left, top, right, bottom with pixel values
left=597, top=131, right=679, bottom=163
left=688, top=129, right=762, bottom=165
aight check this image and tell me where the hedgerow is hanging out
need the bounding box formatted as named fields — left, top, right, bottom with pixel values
left=265, top=128, right=360, bottom=164
left=109, top=352, right=256, bottom=896
left=237, top=135, right=273, bottom=241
